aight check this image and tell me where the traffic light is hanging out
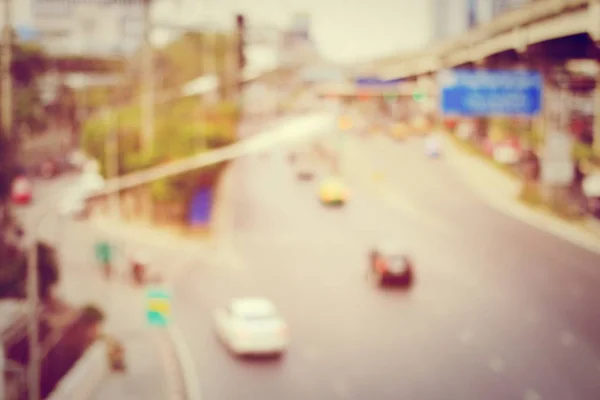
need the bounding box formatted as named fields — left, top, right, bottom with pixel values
left=236, top=14, right=246, bottom=70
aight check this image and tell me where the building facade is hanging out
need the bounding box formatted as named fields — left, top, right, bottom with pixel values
left=32, top=0, right=144, bottom=56
left=432, top=0, right=535, bottom=42
left=431, top=0, right=470, bottom=42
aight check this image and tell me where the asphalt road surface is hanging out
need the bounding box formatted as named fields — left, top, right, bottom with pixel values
left=172, top=132, right=600, bottom=400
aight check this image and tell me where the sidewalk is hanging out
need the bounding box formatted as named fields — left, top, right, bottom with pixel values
left=55, top=223, right=185, bottom=400
left=442, top=134, right=600, bottom=255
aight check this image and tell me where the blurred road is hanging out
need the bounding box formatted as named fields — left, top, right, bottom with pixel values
left=174, top=131, right=600, bottom=400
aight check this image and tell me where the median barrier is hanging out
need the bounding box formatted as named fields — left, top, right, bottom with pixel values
left=46, top=340, right=109, bottom=400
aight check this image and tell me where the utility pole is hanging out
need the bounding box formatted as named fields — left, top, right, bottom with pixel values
left=141, top=0, right=154, bottom=152
left=27, top=240, right=39, bottom=400
left=2, top=0, right=13, bottom=137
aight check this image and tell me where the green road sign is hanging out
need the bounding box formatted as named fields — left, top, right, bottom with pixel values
left=146, top=287, right=171, bottom=327
left=94, top=241, right=113, bottom=264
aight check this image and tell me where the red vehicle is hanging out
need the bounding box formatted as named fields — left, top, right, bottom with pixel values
left=11, top=176, right=32, bottom=205
left=368, top=241, right=414, bottom=286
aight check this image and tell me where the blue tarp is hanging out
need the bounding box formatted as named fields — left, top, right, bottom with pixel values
left=188, top=187, right=213, bottom=225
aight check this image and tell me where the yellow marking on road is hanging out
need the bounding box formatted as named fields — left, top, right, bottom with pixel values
left=344, top=140, right=454, bottom=237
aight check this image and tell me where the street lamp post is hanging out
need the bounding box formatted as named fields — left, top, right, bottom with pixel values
left=141, top=0, right=155, bottom=153
left=26, top=237, right=39, bottom=400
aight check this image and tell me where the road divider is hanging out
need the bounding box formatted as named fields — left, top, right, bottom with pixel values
left=167, top=324, right=203, bottom=400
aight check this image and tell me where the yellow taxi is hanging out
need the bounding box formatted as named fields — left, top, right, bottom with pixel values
left=319, top=177, right=348, bottom=206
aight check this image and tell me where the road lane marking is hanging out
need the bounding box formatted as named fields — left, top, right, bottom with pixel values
left=522, top=389, right=542, bottom=400
left=167, top=324, right=203, bottom=400
left=156, top=331, right=187, bottom=400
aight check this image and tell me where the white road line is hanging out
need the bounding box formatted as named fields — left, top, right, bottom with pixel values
left=156, top=333, right=186, bottom=400
left=167, top=324, right=203, bottom=400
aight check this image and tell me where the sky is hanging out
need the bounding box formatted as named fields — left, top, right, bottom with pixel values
left=3, top=0, right=434, bottom=64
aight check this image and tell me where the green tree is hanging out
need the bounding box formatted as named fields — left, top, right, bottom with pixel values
left=10, top=40, right=48, bottom=133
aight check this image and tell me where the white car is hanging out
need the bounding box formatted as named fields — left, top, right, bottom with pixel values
left=425, top=136, right=442, bottom=158
left=214, top=297, right=288, bottom=356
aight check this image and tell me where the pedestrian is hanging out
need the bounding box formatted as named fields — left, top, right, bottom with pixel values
left=131, top=247, right=151, bottom=285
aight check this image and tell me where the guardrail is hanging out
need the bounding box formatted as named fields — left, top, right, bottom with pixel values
left=46, top=340, right=108, bottom=400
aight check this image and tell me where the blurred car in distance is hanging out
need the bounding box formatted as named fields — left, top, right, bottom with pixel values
left=295, top=157, right=315, bottom=181
left=319, top=176, right=348, bottom=206
left=11, top=176, right=32, bottom=205
left=214, top=297, right=288, bottom=357
left=368, top=241, right=414, bottom=286
left=425, top=136, right=442, bottom=158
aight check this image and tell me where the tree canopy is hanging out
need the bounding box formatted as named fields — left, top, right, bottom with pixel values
left=0, top=34, right=61, bottom=301
left=8, top=39, right=48, bottom=134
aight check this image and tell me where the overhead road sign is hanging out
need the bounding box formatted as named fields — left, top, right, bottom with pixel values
left=438, top=69, right=542, bottom=117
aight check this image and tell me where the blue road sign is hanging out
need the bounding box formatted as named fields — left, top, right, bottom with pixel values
left=439, top=69, right=542, bottom=117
